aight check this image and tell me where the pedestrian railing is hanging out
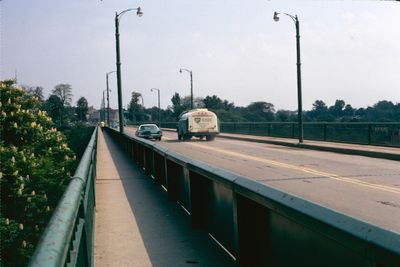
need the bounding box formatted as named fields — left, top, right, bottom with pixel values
left=105, top=127, right=400, bottom=267
left=219, top=122, right=400, bottom=147
left=28, top=127, right=98, bottom=267
left=140, top=121, right=400, bottom=147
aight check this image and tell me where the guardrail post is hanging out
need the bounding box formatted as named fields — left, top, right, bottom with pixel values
left=236, top=194, right=269, bottom=266
left=324, top=123, right=327, bottom=141
left=232, top=192, right=240, bottom=261
left=144, top=148, right=152, bottom=175
left=292, top=122, right=295, bottom=138
left=166, top=160, right=180, bottom=202
left=368, top=124, right=372, bottom=145
left=153, top=153, right=165, bottom=185
left=189, top=173, right=210, bottom=228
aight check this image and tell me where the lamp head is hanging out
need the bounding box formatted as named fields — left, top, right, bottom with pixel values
left=179, top=69, right=182, bottom=73
left=136, top=7, right=143, bottom=17
left=273, top=12, right=280, bottom=22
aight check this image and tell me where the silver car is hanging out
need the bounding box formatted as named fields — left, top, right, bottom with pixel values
left=135, top=124, right=162, bottom=140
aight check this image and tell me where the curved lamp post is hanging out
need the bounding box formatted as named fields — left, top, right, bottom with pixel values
left=151, top=88, right=161, bottom=126
left=102, top=89, right=107, bottom=122
left=179, top=68, right=193, bottom=110
left=273, top=11, right=303, bottom=143
left=115, top=7, right=143, bottom=133
left=106, top=70, right=116, bottom=127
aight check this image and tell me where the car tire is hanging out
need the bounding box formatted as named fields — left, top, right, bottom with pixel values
left=206, top=135, right=215, bottom=141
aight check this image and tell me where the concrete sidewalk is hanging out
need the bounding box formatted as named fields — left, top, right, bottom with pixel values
left=94, top=129, right=236, bottom=267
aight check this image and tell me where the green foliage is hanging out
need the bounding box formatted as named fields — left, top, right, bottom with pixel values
left=42, top=94, right=63, bottom=126
left=305, top=99, right=400, bottom=122
left=136, top=94, right=399, bottom=124
left=128, top=92, right=145, bottom=123
left=0, top=80, right=76, bottom=267
left=52, top=84, right=72, bottom=107
left=76, top=97, right=89, bottom=122
left=243, top=101, right=275, bottom=122
left=170, top=92, right=189, bottom=120
left=62, top=123, right=94, bottom=159
left=22, top=86, right=44, bottom=103
left=50, top=84, right=73, bottom=126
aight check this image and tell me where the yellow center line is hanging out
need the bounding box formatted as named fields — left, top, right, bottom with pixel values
left=163, top=137, right=400, bottom=195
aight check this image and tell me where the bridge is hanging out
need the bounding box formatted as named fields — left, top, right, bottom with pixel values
left=28, top=126, right=400, bottom=267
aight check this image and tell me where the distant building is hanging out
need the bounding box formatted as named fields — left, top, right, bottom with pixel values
left=87, top=106, right=119, bottom=126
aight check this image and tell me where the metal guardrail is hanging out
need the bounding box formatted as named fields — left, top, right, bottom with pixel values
left=219, top=122, right=400, bottom=147
left=106, top=127, right=400, bottom=267
left=157, top=122, right=400, bottom=147
left=28, top=127, right=98, bottom=267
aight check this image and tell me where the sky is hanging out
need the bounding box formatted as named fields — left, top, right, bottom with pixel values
left=1, top=0, right=399, bottom=111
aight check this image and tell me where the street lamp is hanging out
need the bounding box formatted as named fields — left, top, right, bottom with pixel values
left=151, top=88, right=161, bottom=126
left=102, top=89, right=107, bottom=122
left=115, top=7, right=143, bottom=133
left=106, top=70, right=116, bottom=127
left=273, top=11, right=304, bottom=143
left=179, top=68, right=193, bottom=110
left=139, top=95, right=144, bottom=107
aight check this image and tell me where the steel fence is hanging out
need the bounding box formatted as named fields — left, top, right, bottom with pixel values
left=28, top=127, right=98, bottom=267
left=219, top=122, right=400, bottom=147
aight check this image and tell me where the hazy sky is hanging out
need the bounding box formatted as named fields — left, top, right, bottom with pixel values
left=1, top=0, right=399, bottom=111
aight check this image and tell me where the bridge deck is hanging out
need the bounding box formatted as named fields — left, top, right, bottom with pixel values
left=94, top=130, right=235, bottom=267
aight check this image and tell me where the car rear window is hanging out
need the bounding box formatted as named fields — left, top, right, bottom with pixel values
left=141, top=125, right=158, bottom=131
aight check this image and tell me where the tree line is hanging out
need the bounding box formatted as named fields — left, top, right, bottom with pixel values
left=22, top=84, right=89, bottom=127
left=127, top=92, right=400, bottom=123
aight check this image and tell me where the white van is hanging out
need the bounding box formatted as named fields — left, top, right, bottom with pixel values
left=177, top=109, right=219, bottom=141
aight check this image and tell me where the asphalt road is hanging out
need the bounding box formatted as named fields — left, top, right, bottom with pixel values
left=125, top=127, right=400, bottom=233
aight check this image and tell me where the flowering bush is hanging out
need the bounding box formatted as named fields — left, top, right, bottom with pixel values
left=0, top=80, right=76, bottom=266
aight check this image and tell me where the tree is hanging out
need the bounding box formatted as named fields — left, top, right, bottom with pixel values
left=128, top=92, right=144, bottom=123
left=52, top=84, right=72, bottom=107
left=42, top=95, right=63, bottom=126
left=275, top=110, right=296, bottom=122
left=0, top=80, right=76, bottom=266
left=222, top=100, right=235, bottom=111
left=342, top=104, right=355, bottom=119
left=307, top=100, right=330, bottom=121
left=76, top=97, right=88, bottom=122
left=203, top=95, right=224, bottom=110
left=170, top=92, right=189, bottom=120
left=203, top=95, right=235, bottom=111
left=367, top=101, right=396, bottom=122
left=52, top=84, right=73, bottom=125
left=23, top=86, right=44, bottom=103
left=328, top=99, right=346, bottom=118
left=244, top=101, right=275, bottom=121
